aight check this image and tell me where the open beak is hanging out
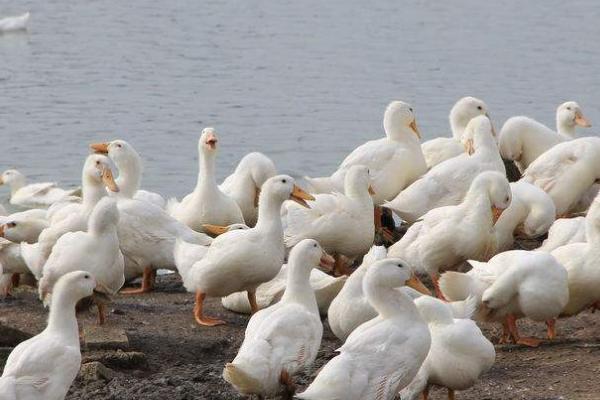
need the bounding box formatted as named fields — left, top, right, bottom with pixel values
left=409, top=119, right=421, bottom=139
left=319, top=252, right=335, bottom=271
left=290, top=185, right=315, bottom=208
left=406, top=273, right=431, bottom=295
left=205, top=133, right=218, bottom=150
left=101, top=166, right=119, bottom=193
left=90, top=142, right=110, bottom=154
left=203, top=224, right=229, bottom=236
left=575, top=111, right=592, bottom=128
left=491, top=206, right=504, bottom=224
left=368, top=185, right=376, bottom=195
left=464, top=138, right=475, bottom=155
left=254, top=187, right=261, bottom=208
left=0, top=225, right=5, bottom=237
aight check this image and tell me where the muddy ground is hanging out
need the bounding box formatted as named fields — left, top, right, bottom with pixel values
left=1, top=272, right=600, bottom=400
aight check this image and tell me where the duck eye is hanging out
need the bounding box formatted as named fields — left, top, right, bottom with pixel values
left=409, top=107, right=413, bottom=112
left=7, top=222, right=16, bottom=228
left=505, top=196, right=510, bottom=202
left=96, top=161, right=100, bottom=165
left=477, top=106, right=482, bottom=110
left=566, top=107, right=572, bottom=111
left=84, top=274, right=90, bottom=279
left=117, top=144, right=122, bottom=148
left=397, top=263, right=403, bottom=268
left=282, top=179, right=287, bottom=183
left=313, top=243, right=317, bottom=248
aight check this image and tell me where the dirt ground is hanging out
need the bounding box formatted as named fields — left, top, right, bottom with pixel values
left=1, top=272, right=600, bottom=400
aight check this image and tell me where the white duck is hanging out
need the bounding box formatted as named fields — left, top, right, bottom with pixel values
left=0, top=12, right=30, bottom=33
left=283, top=165, right=374, bottom=276
left=386, top=115, right=504, bottom=223
left=0, top=213, right=48, bottom=244
left=494, top=181, right=556, bottom=252
left=388, top=171, right=512, bottom=297
left=90, top=140, right=166, bottom=208
left=183, top=175, right=313, bottom=326
left=0, top=169, right=80, bottom=209
left=39, top=197, right=124, bottom=324
left=220, top=152, right=277, bottom=227
left=20, top=154, right=118, bottom=277
left=499, top=101, right=591, bottom=173
left=538, top=217, right=586, bottom=252
left=440, top=250, right=569, bottom=347
left=401, top=296, right=495, bottom=400
left=167, top=128, right=245, bottom=231
left=223, top=239, right=332, bottom=398
left=305, top=101, right=426, bottom=206
left=0, top=271, right=95, bottom=400
left=297, top=258, right=431, bottom=400
left=523, top=137, right=600, bottom=216
left=0, top=239, right=29, bottom=297
left=551, top=196, right=600, bottom=316
left=421, top=96, right=491, bottom=169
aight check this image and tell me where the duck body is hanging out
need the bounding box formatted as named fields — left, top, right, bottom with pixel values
left=538, top=217, right=586, bottom=252
left=298, top=259, right=431, bottom=400
left=523, top=137, right=600, bottom=216
left=0, top=12, right=29, bottom=32
left=223, top=239, right=325, bottom=397
left=168, top=128, right=245, bottom=231
left=284, top=165, right=374, bottom=261
left=220, top=152, right=277, bottom=227
left=387, top=115, right=504, bottom=223
left=306, top=101, right=425, bottom=205
left=0, top=271, right=96, bottom=400
left=401, top=296, right=495, bottom=400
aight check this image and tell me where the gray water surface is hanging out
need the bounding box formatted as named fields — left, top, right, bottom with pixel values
left=1, top=0, right=599, bottom=199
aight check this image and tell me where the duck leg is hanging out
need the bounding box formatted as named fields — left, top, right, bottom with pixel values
left=374, top=207, right=394, bottom=243
left=247, top=289, right=259, bottom=314
left=431, top=274, right=447, bottom=301
left=506, top=314, right=541, bottom=347
left=96, top=302, right=107, bottom=325
left=279, top=369, right=297, bottom=400
left=120, top=267, right=156, bottom=295
left=545, top=319, right=557, bottom=340
left=11, top=273, right=20, bottom=288
left=447, top=388, right=455, bottom=400
left=194, top=291, right=226, bottom=326
left=499, top=320, right=510, bottom=344
left=333, top=254, right=351, bottom=277
left=421, top=385, right=429, bottom=400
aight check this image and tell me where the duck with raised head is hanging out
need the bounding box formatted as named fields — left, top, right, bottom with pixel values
left=183, top=175, right=313, bottom=326
left=421, top=96, right=492, bottom=169
left=0, top=169, right=81, bottom=209
left=283, top=165, right=375, bottom=276
left=386, top=115, right=504, bottom=223
left=389, top=171, right=511, bottom=298
left=223, top=239, right=333, bottom=399
left=0, top=271, right=96, bottom=400
left=89, top=139, right=166, bottom=208
left=297, top=258, right=431, bottom=400
left=38, top=197, right=124, bottom=324
left=499, top=101, right=591, bottom=173
left=20, top=154, right=119, bottom=278
left=167, top=128, right=245, bottom=232
left=220, top=152, right=277, bottom=227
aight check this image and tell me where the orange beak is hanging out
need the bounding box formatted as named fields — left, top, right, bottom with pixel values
left=409, top=119, right=421, bottom=139
left=464, top=138, right=475, bottom=155
left=368, top=185, right=376, bottom=195
left=0, top=225, right=4, bottom=237
left=203, top=224, right=229, bottom=236
left=319, top=252, right=335, bottom=271
left=406, top=273, right=431, bottom=295
left=101, top=166, right=119, bottom=193
left=492, top=206, right=504, bottom=224
left=575, top=111, right=592, bottom=128
left=205, top=133, right=218, bottom=150
left=90, top=142, right=110, bottom=154
left=290, top=185, right=315, bottom=208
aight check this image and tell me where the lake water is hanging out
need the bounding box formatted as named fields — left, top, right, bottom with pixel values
left=1, top=0, right=599, bottom=200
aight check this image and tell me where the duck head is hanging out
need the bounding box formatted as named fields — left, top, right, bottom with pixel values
left=383, top=101, right=421, bottom=140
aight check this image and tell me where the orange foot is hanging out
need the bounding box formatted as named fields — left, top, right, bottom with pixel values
left=516, top=336, right=542, bottom=347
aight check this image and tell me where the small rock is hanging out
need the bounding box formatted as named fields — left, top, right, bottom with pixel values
left=79, top=361, right=115, bottom=382
left=0, top=324, right=32, bottom=347
left=83, top=325, right=129, bottom=350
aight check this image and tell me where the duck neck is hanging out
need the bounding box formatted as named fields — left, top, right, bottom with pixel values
left=557, top=116, right=576, bottom=137
left=384, top=121, right=419, bottom=145
left=254, top=195, right=284, bottom=236
left=46, top=291, right=81, bottom=345
left=494, top=198, right=525, bottom=243
left=345, top=184, right=372, bottom=203
left=9, top=175, right=26, bottom=196
left=115, top=156, right=142, bottom=199
left=462, top=188, right=493, bottom=226
left=195, top=150, right=218, bottom=192
left=81, top=176, right=106, bottom=212
left=365, top=281, right=421, bottom=320
left=450, top=113, right=469, bottom=140
left=281, top=264, right=318, bottom=313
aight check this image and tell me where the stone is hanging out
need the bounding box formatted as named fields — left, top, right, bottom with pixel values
left=79, top=361, right=115, bottom=382
left=83, top=350, right=148, bottom=370
left=82, top=325, right=129, bottom=351
left=0, top=324, right=32, bottom=347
